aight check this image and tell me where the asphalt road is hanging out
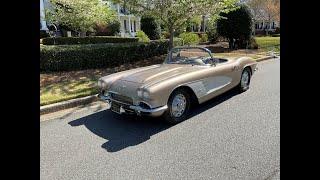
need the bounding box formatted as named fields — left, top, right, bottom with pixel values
left=40, top=58, right=280, bottom=180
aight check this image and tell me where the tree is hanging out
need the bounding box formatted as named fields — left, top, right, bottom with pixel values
left=95, top=20, right=121, bottom=36
left=217, top=4, right=253, bottom=49
left=247, top=0, right=280, bottom=35
left=141, top=16, right=161, bottom=40
left=115, top=0, right=238, bottom=50
left=46, top=0, right=116, bottom=36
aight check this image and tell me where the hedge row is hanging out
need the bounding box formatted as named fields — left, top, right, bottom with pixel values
left=41, top=36, right=139, bottom=45
left=40, top=38, right=183, bottom=72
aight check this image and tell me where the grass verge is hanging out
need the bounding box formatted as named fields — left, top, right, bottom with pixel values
left=255, top=36, right=280, bottom=53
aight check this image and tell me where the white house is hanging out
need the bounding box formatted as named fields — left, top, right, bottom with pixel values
left=254, top=19, right=279, bottom=34
left=40, top=0, right=49, bottom=31
left=40, top=0, right=141, bottom=37
left=106, top=1, right=141, bottom=37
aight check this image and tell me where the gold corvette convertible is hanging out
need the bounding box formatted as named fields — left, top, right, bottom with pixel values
left=98, top=47, right=257, bottom=123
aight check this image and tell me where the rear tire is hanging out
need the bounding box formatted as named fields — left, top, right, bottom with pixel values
left=163, top=89, right=191, bottom=124
left=239, top=67, right=251, bottom=92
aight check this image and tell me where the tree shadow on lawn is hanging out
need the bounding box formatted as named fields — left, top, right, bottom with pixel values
left=68, top=87, right=240, bottom=153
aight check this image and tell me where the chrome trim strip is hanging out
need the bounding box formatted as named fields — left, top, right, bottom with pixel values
left=129, top=105, right=168, bottom=113
left=97, top=93, right=168, bottom=116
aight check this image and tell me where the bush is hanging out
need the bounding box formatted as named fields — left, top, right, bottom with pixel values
left=161, top=31, right=170, bottom=39
left=42, top=36, right=139, bottom=45
left=217, top=4, right=253, bottom=49
left=206, top=24, right=219, bottom=43
left=141, top=16, right=161, bottom=40
left=178, top=32, right=200, bottom=45
left=199, top=33, right=208, bottom=43
left=271, top=34, right=280, bottom=37
left=40, top=39, right=183, bottom=72
left=248, top=37, right=258, bottom=49
left=173, top=38, right=183, bottom=46
left=95, top=21, right=121, bottom=36
left=136, top=30, right=150, bottom=42
left=40, top=30, right=50, bottom=39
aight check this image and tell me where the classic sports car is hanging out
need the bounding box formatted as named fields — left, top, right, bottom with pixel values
left=98, top=46, right=257, bottom=123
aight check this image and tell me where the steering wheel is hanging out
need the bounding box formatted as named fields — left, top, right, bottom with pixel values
left=203, top=57, right=215, bottom=65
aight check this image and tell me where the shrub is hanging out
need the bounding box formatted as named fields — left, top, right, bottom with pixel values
left=136, top=30, right=150, bottom=42
left=217, top=4, right=253, bottom=49
left=173, top=38, right=183, bottom=46
left=248, top=37, right=258, bottom=49
left=40, top=39, right=183, bottom=72
left=141, top=16, right=161, bottom=40
left=178, top=32, right=200, bottom=45
left=271, top=34, right=280, bottom=37
left=206, top=23, right=219, bottom=43
left=161, top=31, right=170, bottom=39
left=40, top=30, right=50, bottom=39
left=95, top=21, right=121, bottom=36
left=199, top=33, right=208, bottom=43
left=42, top=36, right=139, bottom=45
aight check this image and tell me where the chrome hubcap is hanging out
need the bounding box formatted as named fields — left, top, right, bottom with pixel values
left=171, top=94, right=187, bottom=118
left=241, top=71, right=250, bottom=88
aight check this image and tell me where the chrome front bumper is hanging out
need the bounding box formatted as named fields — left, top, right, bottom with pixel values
left=97, top=93, right=168, bottom=117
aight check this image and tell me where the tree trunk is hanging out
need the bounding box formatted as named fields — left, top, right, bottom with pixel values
left=228, top=39, right=233, bottom=49
left=169, top=27, right=174, bottom=50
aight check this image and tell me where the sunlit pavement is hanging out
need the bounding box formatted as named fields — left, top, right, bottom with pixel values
left=41, top=58, right=280, bottom=180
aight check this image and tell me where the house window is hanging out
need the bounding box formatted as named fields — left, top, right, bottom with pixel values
left=272, top=22, right=275, bottom=29
left=134, top=21, right=136, bottom=32
left=131, top=21, right=133, bottom=32
left=124, top=20, right=127, bottom=31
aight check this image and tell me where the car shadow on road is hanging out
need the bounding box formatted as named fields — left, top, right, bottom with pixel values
left=68, top=87, right=240, bottom=153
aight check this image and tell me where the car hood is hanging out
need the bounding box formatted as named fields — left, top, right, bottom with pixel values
left=118, top=64, right=202, bottom=85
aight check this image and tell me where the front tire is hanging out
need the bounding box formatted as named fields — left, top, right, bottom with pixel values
left=163, top=89, right=191, bottom=124
left=239, top=67, right=251, bottom=92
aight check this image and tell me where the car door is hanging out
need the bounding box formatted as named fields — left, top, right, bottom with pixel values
left=201, top=59, right=237, bottom=101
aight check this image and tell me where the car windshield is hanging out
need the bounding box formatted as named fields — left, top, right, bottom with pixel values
left=165, top=47, right=213, bottom=66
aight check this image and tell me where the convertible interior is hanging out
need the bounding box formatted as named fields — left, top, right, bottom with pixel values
left=173, top=50, right=229, bottom=66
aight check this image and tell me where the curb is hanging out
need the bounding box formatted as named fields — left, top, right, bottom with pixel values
left=256, top=55, right=277, bottom=62
left=40, top=55, right=279, bottom=115
left=40, top=94, right=98, bottom=115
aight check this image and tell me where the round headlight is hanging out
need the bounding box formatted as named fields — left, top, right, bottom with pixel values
left=143, top=91, right=150, bottom=99
left=137, top=89, right=143, bottom=97
left=98, top=80, right=106, bottom=88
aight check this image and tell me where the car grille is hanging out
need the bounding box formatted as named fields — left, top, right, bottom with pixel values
left=110, top=93, right=133, bottom=105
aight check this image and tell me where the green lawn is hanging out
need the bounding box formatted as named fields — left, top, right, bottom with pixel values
left=40, top=55, right=165, bottom=106
left=40, top=79, right=98, bottom=106
left=255, top=36, right=280, bottom=53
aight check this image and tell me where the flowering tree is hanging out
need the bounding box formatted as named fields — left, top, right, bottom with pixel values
left=114, top=0, right=238, bottom=50
left=247, top=0, right=280, bottom=34
left=46, top=0, right=116, bottom=35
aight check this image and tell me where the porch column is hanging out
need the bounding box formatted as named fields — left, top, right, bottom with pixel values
left=128, top=16, right=131, bottom=36
left=40, top=0, right=48, bottom=30
left=137, top=17, right=141, bottom=31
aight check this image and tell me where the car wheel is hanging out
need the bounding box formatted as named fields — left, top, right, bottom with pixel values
left=163, top=89, right=191, bottom=124
left=239, top=67, right=251, bottom=92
